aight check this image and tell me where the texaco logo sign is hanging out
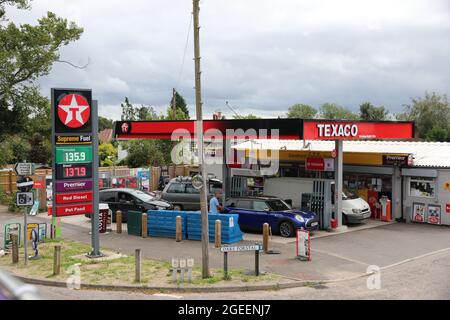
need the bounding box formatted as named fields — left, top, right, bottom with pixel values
left=121, top=122, right=130, bottom=133
left=57, top=94, right=91, bottom=128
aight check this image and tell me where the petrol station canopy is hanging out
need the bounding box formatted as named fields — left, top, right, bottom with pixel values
left=114, top=119, right=414, bottom=141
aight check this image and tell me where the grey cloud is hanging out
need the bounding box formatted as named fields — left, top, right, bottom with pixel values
left=5, top=0, right=450, bottom=119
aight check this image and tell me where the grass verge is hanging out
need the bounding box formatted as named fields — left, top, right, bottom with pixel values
left=0, top=239, right=279, bottom=287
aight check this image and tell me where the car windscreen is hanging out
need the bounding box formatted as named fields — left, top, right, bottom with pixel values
left=343, top=188, right=359, bottom=200
left=132, top=190, right=155, bottom=202
left=266, top=199, right=291, bottom=211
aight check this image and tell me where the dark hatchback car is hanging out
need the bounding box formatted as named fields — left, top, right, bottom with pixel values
left=223, top=196, right=319, bottom=237
left=95, top=188, right=172, bottom=222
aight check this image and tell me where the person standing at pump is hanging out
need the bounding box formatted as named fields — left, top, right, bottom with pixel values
left=209, top=191, right=223, bottom=214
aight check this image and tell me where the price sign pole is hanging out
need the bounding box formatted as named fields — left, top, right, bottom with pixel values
left=51, top=88, right=101, bottom=258
left=90, top=100, right=100, bottom=257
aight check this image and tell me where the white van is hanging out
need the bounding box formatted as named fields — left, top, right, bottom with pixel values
left=263, top=177, right=371, bottom=224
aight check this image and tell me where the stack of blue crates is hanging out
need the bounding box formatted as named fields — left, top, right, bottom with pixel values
left=186, top=212, right=243, bottom=244
left=147, top=210, right=187, bottom=239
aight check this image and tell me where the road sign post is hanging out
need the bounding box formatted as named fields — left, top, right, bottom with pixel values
left=51, top=88, right=101, bottom=257
left=220, top=244, right=263, bottom=279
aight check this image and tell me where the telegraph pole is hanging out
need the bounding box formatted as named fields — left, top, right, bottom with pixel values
left=193, top=0, right=210, bottom=278
left=172, top=88, right=177, bottom=120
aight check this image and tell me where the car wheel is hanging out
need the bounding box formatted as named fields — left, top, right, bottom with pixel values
left=279, top=221, right=294, bottom=237
left=173, top=204, right=183, bottom=211
left=342, top=213, right=349, bottom=225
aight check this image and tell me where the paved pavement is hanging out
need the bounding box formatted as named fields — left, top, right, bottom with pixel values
left=34, top=248, right=450, bottom=299
left=1, top=205, right=450, bottom=283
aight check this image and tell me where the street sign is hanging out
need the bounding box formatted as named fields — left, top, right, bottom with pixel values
left=16, top=176, right=34, bottom=192
left=55, top=146, right=93, bottom=163
left=296, top=229, right=311, bottom=261
left=14, top=162, right=35, bottom=176
left=52, top=88, right=99, bottom=256
left=220, top=244, right=263, bottom=252
left=29, top=200, right=40, bottom=216
left=16, top=192, right=34, bottom=206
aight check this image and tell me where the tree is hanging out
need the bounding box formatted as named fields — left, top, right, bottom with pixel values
left=287, top=104, right=318, bottom=119
left=137, top=105, right=159, bottom=121
left=169, top=91, right=189, bottom=119
left=319, top=103, right=359, bottom=120
left=120, top=97, right=136, bottom=120
left=99, top=143, right=118, bottom=167
left=359, top=102, right=388, bottom=121
left=426, top=125, right=450, bottom=142
left=0, top=0, right=83, bottom=167
left=0, top=2, right=83, bottom=119
left=7, top=135, right=30, bottom=163
left=98, top=116, right=113, bottom=132
left=397, top=92, right=450, bottom=140
left=0, top=140, right=13, bottom=167
left=28, top=132, right=51, bottom=164
left=123, top=140, right=166, bottom=168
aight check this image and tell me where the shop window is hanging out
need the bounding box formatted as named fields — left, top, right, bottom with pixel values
left=409, top=177, right=435, bottom=198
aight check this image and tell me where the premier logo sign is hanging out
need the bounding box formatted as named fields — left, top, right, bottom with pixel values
left=316, top=123, right=358, bottom=138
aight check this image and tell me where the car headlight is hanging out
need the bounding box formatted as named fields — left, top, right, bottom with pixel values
left=352, top=209, right=362, bottom=214
left=295, top=215, right=305, bottom=222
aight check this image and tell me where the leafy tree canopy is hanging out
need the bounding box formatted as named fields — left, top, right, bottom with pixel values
left=359, top=102, right=388, bottom=121
left=319, top=103, right=359, bottom=120
left=98, top=116, right=113, bottom=132
left=169, top=91, right=189, bottom=119
left=99, top=143, right=118, bottom=167
left=397, top=92, right=450, bottom=140
left=287, top=104, right=318, bottom=119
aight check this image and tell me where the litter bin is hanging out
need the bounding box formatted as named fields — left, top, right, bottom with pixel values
left=127, top=211, right=143, bottom=236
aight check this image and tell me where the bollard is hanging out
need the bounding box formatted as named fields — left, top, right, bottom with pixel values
left=135, top=249, right=141, bottom=283
left=116, top=210, right=122, bottom=234
left=141, top=213, right=147, bottom=238
left=263, top=223, right=269, bottom=254
left=175, top=216, right=182, bottom=242
left=53, top=245, right=61, bottom=276
left=11, top=234, right=19, bottom=264
left=215, top=220, right=222, bottom=248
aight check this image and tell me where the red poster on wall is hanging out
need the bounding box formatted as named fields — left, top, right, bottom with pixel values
left=446, top=204, right=450, bottom=214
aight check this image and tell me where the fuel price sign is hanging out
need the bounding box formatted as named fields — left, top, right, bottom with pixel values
left=56, top=163, right=93, bottom=180
left=55, top=146, right=92, bottom=164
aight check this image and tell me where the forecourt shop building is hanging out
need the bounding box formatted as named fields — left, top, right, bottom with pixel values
left=114, top=118, right=450, bottom=227
left=232, top=139, right=450, bottom=226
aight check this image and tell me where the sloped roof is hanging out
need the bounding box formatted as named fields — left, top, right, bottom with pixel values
left=99, top=129, right=113, bottom=143
left=233, top=139, right=450, bottom=168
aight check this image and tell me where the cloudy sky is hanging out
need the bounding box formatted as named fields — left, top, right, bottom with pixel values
left=6, top=0, right=450, bottom=119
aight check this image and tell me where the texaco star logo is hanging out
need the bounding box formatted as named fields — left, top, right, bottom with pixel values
left=121, top=122, right=130, bottom=133
left=57, top=94, right=90, bottom=128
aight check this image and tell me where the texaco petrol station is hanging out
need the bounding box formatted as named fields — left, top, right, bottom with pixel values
left=111, top=118, right=450, bottom=228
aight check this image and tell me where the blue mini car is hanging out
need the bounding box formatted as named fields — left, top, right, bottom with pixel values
left=223, top=196, right=319, bottom=237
